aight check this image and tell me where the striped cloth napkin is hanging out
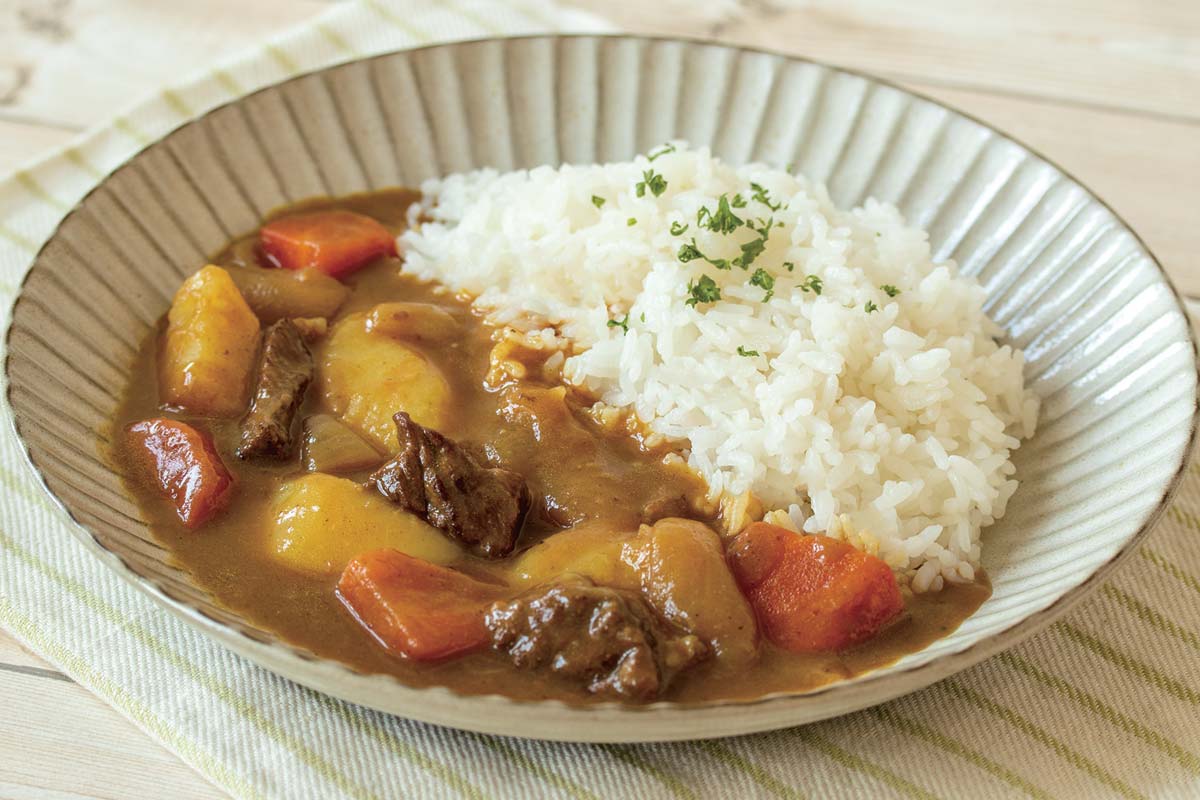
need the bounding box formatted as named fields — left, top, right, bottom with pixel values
left=1, top=1, right=1198, bottom=797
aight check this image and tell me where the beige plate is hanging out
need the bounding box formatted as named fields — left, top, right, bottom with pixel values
left=5, top=35, right=1198, bottom=742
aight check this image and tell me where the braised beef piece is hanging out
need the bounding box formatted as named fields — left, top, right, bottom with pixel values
left=237, top=319, right=313, bottom=459
left=371, top=412, right=531, bottom=557
left=484, top=576, right=709, bottom=701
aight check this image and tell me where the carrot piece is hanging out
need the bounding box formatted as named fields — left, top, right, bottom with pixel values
left=727, top=522, right=903, bottom=652
left=126, top=418, right=234, bottom=529
left=259, top=210, right=396, bottom=278
left=337, top=550, right=501, bottom=661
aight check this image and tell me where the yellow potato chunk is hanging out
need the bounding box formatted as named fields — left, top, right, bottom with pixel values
left=159, top=265, right=260, bottom=417
left=510, top=521, right=639, bottom=589
left=268, top=473, right=459, bottom=575
left=318, top=312, right=451, bottom=452
left=621, top=518, right=759, bottom=666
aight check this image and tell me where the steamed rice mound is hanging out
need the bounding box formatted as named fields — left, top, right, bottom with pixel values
left=400, top=144, right=1039, bottom=592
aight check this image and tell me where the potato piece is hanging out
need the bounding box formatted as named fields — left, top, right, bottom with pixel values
left=318, top=313, right=451, bottom=452
left=366, top=302, right=460, bottom=344
left=510, top=521, right=639, bottom=589
left=621, top=518, right=759, bottom=667
left=159, top=265, right=260, bottom=417
left=269, top=473, right=459, bottom=575
left=226, top=265, right=349, bottom=323
left=300, top=413, right=384, bottom=474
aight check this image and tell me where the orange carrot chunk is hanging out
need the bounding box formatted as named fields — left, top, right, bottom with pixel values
left=260, top=210, right=396, bottom=279
left=337, top=549, right=501, bottom=661
left=727, top=522, right=903, bottom=652
left=126, top=418, right=234, bottom=529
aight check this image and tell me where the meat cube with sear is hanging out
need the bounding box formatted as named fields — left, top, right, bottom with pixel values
left=484, top=576, right=709, bottom=701
left=371, top=412, right=530, bottom=558
left=237, top=319, right=314, bottom=459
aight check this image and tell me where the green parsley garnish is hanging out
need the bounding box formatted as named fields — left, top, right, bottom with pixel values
left=677, top=241, right=702, bottom=262
left=677, top=238, right=730, bottom=270
left=737, top=345, right=760, bottom=357
left=880, top=284, right=900, bottom=297
left=749, top=182, right=782, bottom=211
left=627, top=217, right=637, bottom=226
left=636, top=169, right=668, bottom=198
left=670, top=220, right=689, bottom=236
left=607, top=313, right=630, bottom=334
left=783, top=261, right=795, bottom=272
left=732, top=217, right=772, bottom=270
left=734, top=235, right=767, bottom=269
left=865, top=300, right=879, bottom=313
left=749, top=268, right=775, bottom=301
left=800, top=274, right=823, bottom=295
left=731, top=194, right=747, bottom=208
left=591, top=195, right=606, bottom=208
left=640, top=312, right=646, bottom=323
left=647, top=143, right=676, bottom=162
left=697, top=194, right=744, bottom=234
left=685, top=275, right=722, bottom=307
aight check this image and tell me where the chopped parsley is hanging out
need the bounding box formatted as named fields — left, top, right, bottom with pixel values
left=731, top=194, right=747, bottom=208
left=783, top=261, right=795, bottom=272
left=677, top=241, right=702, bottom=262
left=737, top=345, right=760, bottom=357
left=749, top=268, right=775, bottom=301
left=865, top=300, right=879, bottom=313
left=685, top=275, right=722, bottom=307
left=607, top=313, right=630, bottom=334
left=627, top=217, right=637, bottom=226
left=670, top=220, right=689, bottom=236
left=881, top=284, right=901, bottom=297
left=749, top=182, right=782, bottom=211
left=799, top=274, right=823, bottom=295
left=677, top=238, right=730, bottom=270
left=734, top=235, right=767, bottom=269
left=640, top=312, right=646, bottom=323
left=647, top=143, right=676, bottom=162
left=636, top=169, right=668, bottom=198
left=697, top=195, right=744, bottom=234
left=591, top=195, right=606, bottom=208
left=732, top=217, right=773, bottom=270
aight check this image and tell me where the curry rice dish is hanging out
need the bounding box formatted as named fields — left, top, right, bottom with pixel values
left=113, top=145, right=1034, bottom=704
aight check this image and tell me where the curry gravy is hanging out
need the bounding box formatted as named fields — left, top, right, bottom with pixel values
left=110, top=190, right=990, bottom=704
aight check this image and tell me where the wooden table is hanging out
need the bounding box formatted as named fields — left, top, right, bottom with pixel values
left=2, top=1, right=1197, bottom=796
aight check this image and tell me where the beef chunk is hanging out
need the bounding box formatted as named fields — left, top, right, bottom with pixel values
left=484, top=576, right=709, bottom=701
left=237, top=319, right=313, bottom=459
left=371, top=412, right=530, bottom=558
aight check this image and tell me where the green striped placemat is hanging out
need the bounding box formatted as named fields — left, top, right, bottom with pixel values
left=0, top=1, right=1197, bottom=797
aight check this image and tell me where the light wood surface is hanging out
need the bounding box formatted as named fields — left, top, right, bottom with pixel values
left=1, top=0, right=1197, bottom=797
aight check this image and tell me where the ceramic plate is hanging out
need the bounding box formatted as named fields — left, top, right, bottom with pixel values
left=6, top=35, right=1198, bottom=741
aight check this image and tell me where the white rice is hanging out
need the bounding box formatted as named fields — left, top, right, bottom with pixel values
left=400, top=143, right=1038, bottom=592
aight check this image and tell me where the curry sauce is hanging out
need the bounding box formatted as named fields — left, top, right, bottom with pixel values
left=110, top=190, right=990, bottom=705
